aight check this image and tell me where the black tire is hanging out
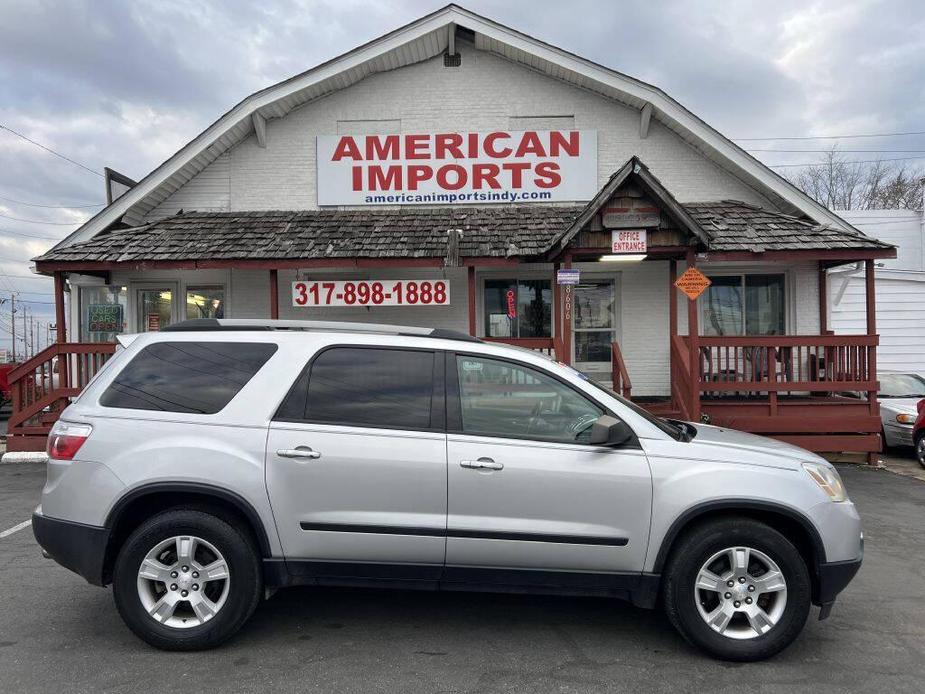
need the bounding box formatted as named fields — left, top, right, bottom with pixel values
left=113, top=508, right=262, bottom=651
left=915, top=433, right=925, bottom=469
left=663, top=517, right=811, bottom=661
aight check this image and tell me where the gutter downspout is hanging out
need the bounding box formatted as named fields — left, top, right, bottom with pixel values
left=829, top=262, right=864, bottom=306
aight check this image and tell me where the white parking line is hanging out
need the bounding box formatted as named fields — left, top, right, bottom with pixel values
left=0, top=520, right=31, bottom=539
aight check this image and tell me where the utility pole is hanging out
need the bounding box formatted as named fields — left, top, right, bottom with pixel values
left=9, top=294, right=15, bottom=363
left=21, top=305, right=27, bottom=359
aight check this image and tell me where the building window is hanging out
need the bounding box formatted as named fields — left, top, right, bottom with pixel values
left=79, top=285, right=127, bottom=343
left=702, top=274, right=786, bottom=336
left=483, top=278, right=552, bottom=338
left=186, top=286, right=225, bottom=320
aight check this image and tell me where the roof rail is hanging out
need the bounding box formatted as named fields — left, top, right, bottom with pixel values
left=162, top=318, right=482, bottom=343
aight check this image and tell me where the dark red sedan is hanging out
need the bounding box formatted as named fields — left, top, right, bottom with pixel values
left=915, top=399, right=925, bottom=468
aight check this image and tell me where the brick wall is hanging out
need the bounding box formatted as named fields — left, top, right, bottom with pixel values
left=145, top=41, right=775, bottom=220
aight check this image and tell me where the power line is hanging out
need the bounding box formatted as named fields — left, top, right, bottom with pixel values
left=0, top=124, right=104, bottom=177
left=0, top=226, right=65, bottom=240
left=0, top=270, right=52, bottom=281
left=734, top=129, right=925, bottom=142
left=0, top=193, right=104, bottom=209
left=747, top=149, right=925, bottom=154
left=0, top=289, right=54, bottom=297
left=843, top=218, right=925, bottom=226
left=767, top=156, right=925, bottom=169
left=0, top=212, right=83, bottom=226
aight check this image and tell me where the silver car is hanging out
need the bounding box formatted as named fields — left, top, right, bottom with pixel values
left=876, top=373, right=925, bottom=449
left=32, top=319, right=862, bottom=661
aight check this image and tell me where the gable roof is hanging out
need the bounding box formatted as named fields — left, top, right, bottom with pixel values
left=54, top=4, right=860, bottom=250
left=548, top=157, right=710, bottom=255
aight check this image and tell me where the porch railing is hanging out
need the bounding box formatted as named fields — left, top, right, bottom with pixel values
left=610, top=342, right=632, bottom=398
left=694, top=335, right=878, bottom=394
left=6, top=342, right=117, bottom=450
left=482, top=337, right=558, bottom=359
left=668, top=334, right=881, bottom=453
left=669, top=335, right=693, bottom=421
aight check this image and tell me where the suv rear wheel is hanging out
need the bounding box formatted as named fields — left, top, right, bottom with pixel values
left=112, top=508, right=262, bottom=650
left=663, top=517, right=811, bottom=661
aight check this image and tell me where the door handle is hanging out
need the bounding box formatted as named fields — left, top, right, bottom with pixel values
left=277, top=446, right=322, bottom=460
left=460, top=457, right=503, bottom=470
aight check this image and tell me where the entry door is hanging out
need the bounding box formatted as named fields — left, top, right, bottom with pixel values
left=445, top=353, right=651, bottom=579
left=265, top=345, right=448, bottom=576
left=572, top=278, right=618, bottom=378
left=135, top=285, right=176, bottom=332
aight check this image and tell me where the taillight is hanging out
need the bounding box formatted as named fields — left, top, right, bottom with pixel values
left=47, top=421, right=93, bottom=461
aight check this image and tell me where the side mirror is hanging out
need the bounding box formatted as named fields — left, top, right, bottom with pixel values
left=589, top=415, right=634, bottom=447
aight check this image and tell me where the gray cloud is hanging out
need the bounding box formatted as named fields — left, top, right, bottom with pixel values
left=0, top=0, right=923, bottom=351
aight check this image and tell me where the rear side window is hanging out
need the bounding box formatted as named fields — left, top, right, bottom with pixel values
left=277, top=347, right=436, bottom=430
left=100, top=342, right=277, bottom=414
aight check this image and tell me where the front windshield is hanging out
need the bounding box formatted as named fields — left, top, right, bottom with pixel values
left=879, top=373, right=925, bottom=398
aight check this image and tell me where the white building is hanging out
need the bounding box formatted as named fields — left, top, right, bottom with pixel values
left=831, top=208, right=925, bottom=374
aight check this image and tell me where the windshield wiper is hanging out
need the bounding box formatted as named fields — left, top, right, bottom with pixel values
left=665, top=419, right=694, bottom=442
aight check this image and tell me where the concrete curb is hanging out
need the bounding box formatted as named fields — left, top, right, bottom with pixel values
left=1, top=452, right=49, bottom=464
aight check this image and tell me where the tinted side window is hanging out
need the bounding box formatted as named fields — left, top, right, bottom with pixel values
left=296, top=347, right=435, bottom=429
left=455, top=355, right=602, bottom=443
left=100, top=342, right=277, bottom=414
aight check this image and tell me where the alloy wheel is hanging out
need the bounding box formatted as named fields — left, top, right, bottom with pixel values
left=917, top=436, right=925, bottom=468
left=135, top=535, right=231, bottom=629
left=694, top=546, right=788, bottom=640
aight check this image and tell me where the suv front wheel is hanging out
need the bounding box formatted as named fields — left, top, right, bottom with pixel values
left=663, top=517, right=811, bottom=661
left=113, top=508, right=262, bottom=650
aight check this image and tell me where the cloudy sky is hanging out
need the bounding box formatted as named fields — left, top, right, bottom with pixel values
left=1, top=0, right=923, bottom=353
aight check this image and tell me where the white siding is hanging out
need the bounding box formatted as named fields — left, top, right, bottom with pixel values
left=146, top=42, right=775, bottom=220
left=842, top=210, right=924, bottom=272
left=830, top=212, right=925, bottom=375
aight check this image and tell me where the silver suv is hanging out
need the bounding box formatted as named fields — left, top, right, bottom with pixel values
left=32, top=319, right=862, bottom=661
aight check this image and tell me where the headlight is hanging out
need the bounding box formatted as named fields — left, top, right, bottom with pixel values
left=896, top=413, right=916, bottom=424
left=802, top=462, right=847, bottom=502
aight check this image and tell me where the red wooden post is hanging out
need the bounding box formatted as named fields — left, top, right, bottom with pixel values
left=668, top=258, right=679, bottom=414
left=819, top=262, right=829, bottom=334
left=53, top=271, right=69, bottom=390
left=668, top=259, right=678, bottom=339
left=467, top=265, right=477, bottom=337
left=686, top=250, right=701, bottom=421
left=553, top=262, right=561, bottom=357
left=53, top=271, right=67, bottom=343
left=562, top=255, right=573, bottom=365
left=269, top=269, right=279, bottom=320
left=865, top=259, right=879, bottom=464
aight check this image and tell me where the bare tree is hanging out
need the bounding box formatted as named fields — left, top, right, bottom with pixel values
left=788, top=145, right=924, bottom=210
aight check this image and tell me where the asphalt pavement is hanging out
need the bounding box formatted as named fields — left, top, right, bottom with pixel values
left=1, top=462, right=923, bottom=694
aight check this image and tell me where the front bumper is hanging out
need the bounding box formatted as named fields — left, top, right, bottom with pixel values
left=884, top=423, right=914, bottom=447
left=32, top=508, right=110, bottom=586
left=817, top=557, right=862, bottom=605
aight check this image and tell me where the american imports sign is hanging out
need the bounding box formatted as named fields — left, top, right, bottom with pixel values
left=316, top=130, right=597, bottom=206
